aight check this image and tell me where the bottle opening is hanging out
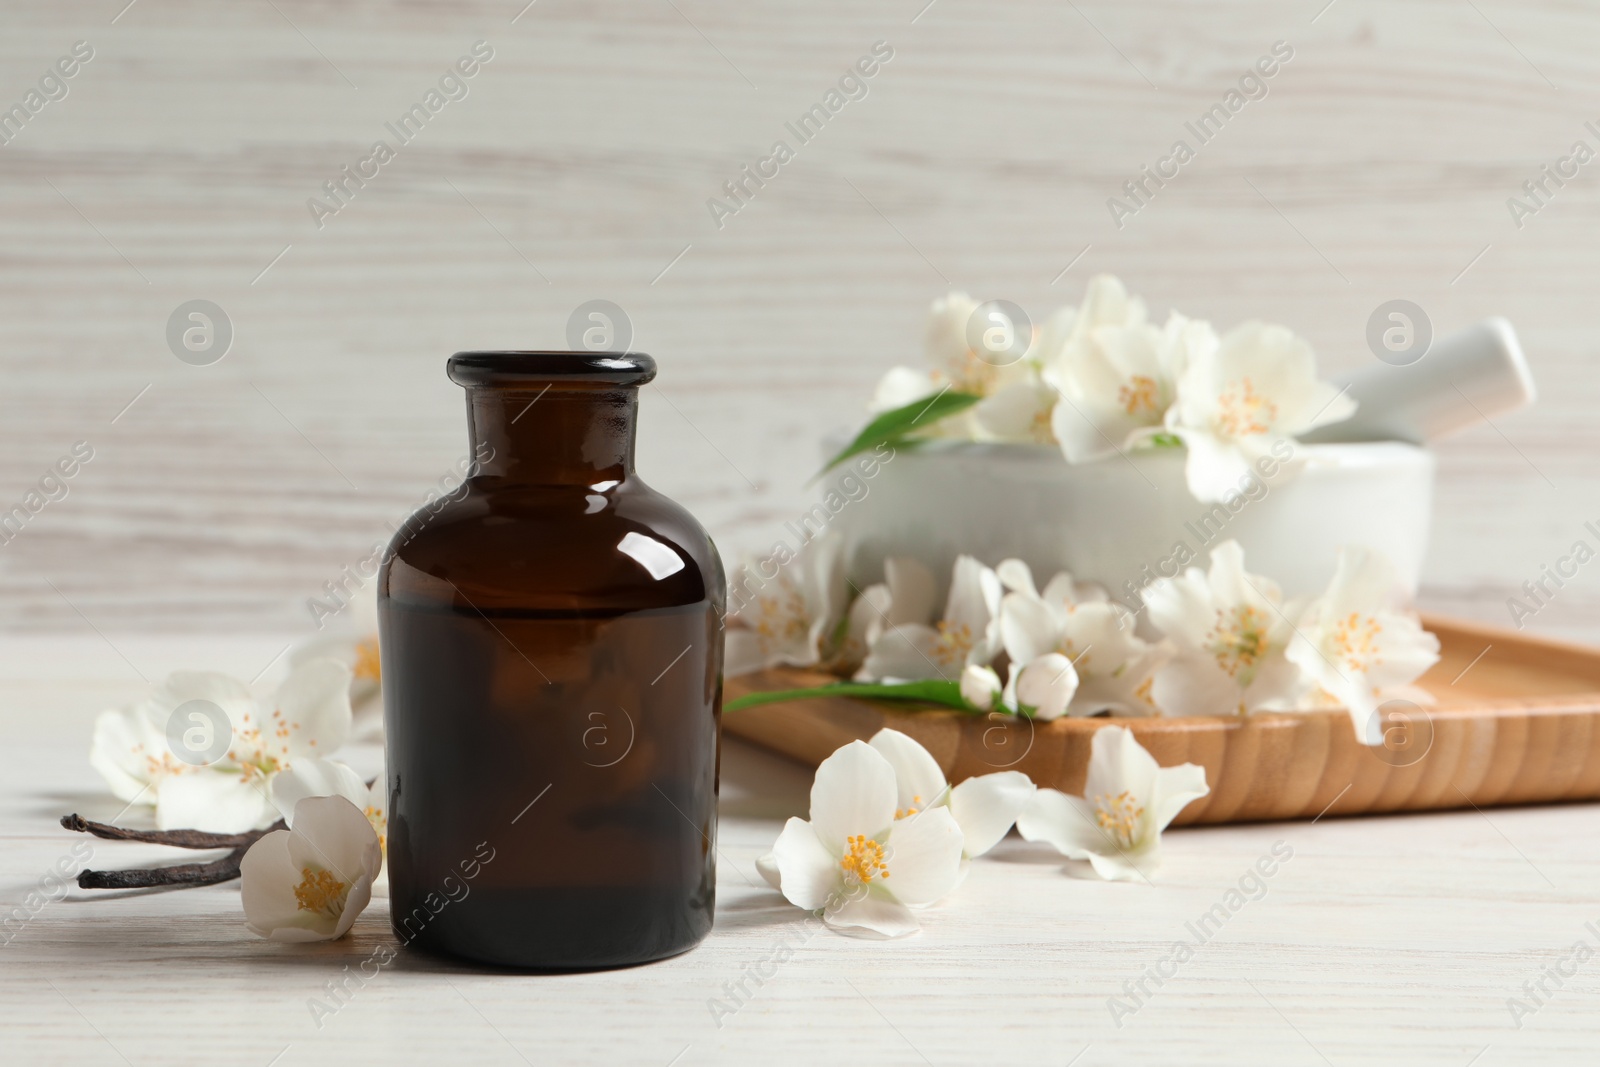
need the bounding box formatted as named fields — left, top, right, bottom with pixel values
left=448, top=351, right=656, bottom=388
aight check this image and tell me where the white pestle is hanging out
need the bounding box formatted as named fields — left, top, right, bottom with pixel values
left=1299, top=317, right=1536, bottom=445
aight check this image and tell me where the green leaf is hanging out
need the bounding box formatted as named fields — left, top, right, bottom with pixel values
left=724, top=679, right=976, bottom=714
left=814, top=389, right=984, bottom=481
left=1146, top=432, right=1183, bottom=449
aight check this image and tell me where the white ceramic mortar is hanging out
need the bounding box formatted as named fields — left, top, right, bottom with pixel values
left=827, top=440, right=1434, bottom=606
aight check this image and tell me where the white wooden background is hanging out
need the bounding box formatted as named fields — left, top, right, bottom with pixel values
left=1, top=0, right=1597, bottom=639
left=6, top=1, right=1600, bottom=1063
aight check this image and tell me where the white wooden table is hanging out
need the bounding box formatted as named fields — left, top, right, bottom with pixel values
left=1, top=634, right=1597, bottom=1066
left=7, top=0, right=1600, bottom=1062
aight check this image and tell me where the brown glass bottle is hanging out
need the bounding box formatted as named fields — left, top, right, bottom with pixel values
left=377, top=351, right=724, bottom=969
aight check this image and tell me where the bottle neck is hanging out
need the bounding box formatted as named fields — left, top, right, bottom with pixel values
left=465, top=384, right=638, bottom=486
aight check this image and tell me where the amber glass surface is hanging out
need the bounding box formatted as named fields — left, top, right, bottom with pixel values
left=378, top=351, right=725, bottom=969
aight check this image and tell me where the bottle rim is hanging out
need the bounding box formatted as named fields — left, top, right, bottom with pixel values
left=448, top=351, right=656, bottom=387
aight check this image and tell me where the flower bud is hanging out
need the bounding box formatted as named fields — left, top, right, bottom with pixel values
left=960, top=664, right=1001, bottom=711
left=1015, top=653, right=1078, bottom=720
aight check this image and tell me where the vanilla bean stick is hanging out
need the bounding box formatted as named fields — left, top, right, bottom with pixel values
left=61, top=815, right=286, bottom=891
left=60, top=814, right=261, bottom=850
left=76, top=846, right=252, bottom=890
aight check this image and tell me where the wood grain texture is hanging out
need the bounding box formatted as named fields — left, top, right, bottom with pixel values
left=8, top=634, right=1600, bottom=1065
left=724, top=614, right=1600, bottom=824
left=0, top=0, right=1599, bottom=648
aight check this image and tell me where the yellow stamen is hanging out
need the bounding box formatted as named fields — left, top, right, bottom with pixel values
left=934, top=621, right=974, bottom=666
left=953, top=353, right=1000, bottom=395
left=1215, top=377, right=1278, bottom=438
left=1094, top=791, right=1144, bottom=849
left=353, top=638, right=382, bottom=682
left=293, top=867, right=349, bottom=919
left=753, top=582, right=811, bottom=654
left=1118, top=375, right=1159, bottom=416
left=1029, top=403, right=1055, bottom=443
left=1056, top=637, right=1087, bottom=675
left=1207, top=604, right=1269, bottom=686
left=839, top=834, right=890, bottom=884
left=364, top=806, right=388, bottom=853
left=1332, top=612, right=1383, bottom=672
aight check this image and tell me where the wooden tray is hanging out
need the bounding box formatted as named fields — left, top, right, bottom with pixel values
left=722, top=615, right=1600, bottom=825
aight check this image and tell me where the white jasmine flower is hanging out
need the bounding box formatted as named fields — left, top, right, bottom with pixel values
left=1007, top=653, right=1081, bottom=721
left=961, top=656, right=1080, bottom=722
left=865, top=555, right=939, bottom=634
left=1017, top=726, right=1208, bottom=882
left=857, top=555, right=1003, bottom=682
left=1039, top=276, right=1206, bottom=463
left=865, top=292, right=994, bottom=419
left=769, top=740, right=965, bottom=938
left=1141, top=540, right=1306, bottom=718
left=998, top=559, right=1161, bottom=716
left=755, top=727, right=1036, bottom=890
left=869, top=365, right=942, bottom=414
left=968, top=364, right=1058, bottom=444
left=996, top=557, right=1108, bottom=606
left=290, top=581, right=383, bottom=739
left=270, top=757, right=388, bottom=896
left=726, top=532, right=878, bottom=677
left=725, top=559, right=830, bottom=676
left=960, top=664, right=1004, bottom=710
left=925, top=290, right=1003, bottom=395
left=89, top=660, right=354, bottom=834
left=241, top=795, right=383, bottom=942
left=868, top=728, right=1036, bottom=858
left=829, top=584, right=896, bottom=676
left=88, top=687, right=188, bottom=814
left=867, top=292, right=1042, bottom=440
left=1164, top=320, right=1356, bottom=502
left=1286, top=546, right=1441, bottom=744
left=1157, top=309, right=1224, bottom=381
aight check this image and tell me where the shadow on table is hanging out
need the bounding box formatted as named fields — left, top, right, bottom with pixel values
left=983, top=839, right=1075, bottom=866
left=17, top=906, right=719, bottom=976
left=18, top=735, right=816, bottom=976
left=716, top=736, right=810, bottom=820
